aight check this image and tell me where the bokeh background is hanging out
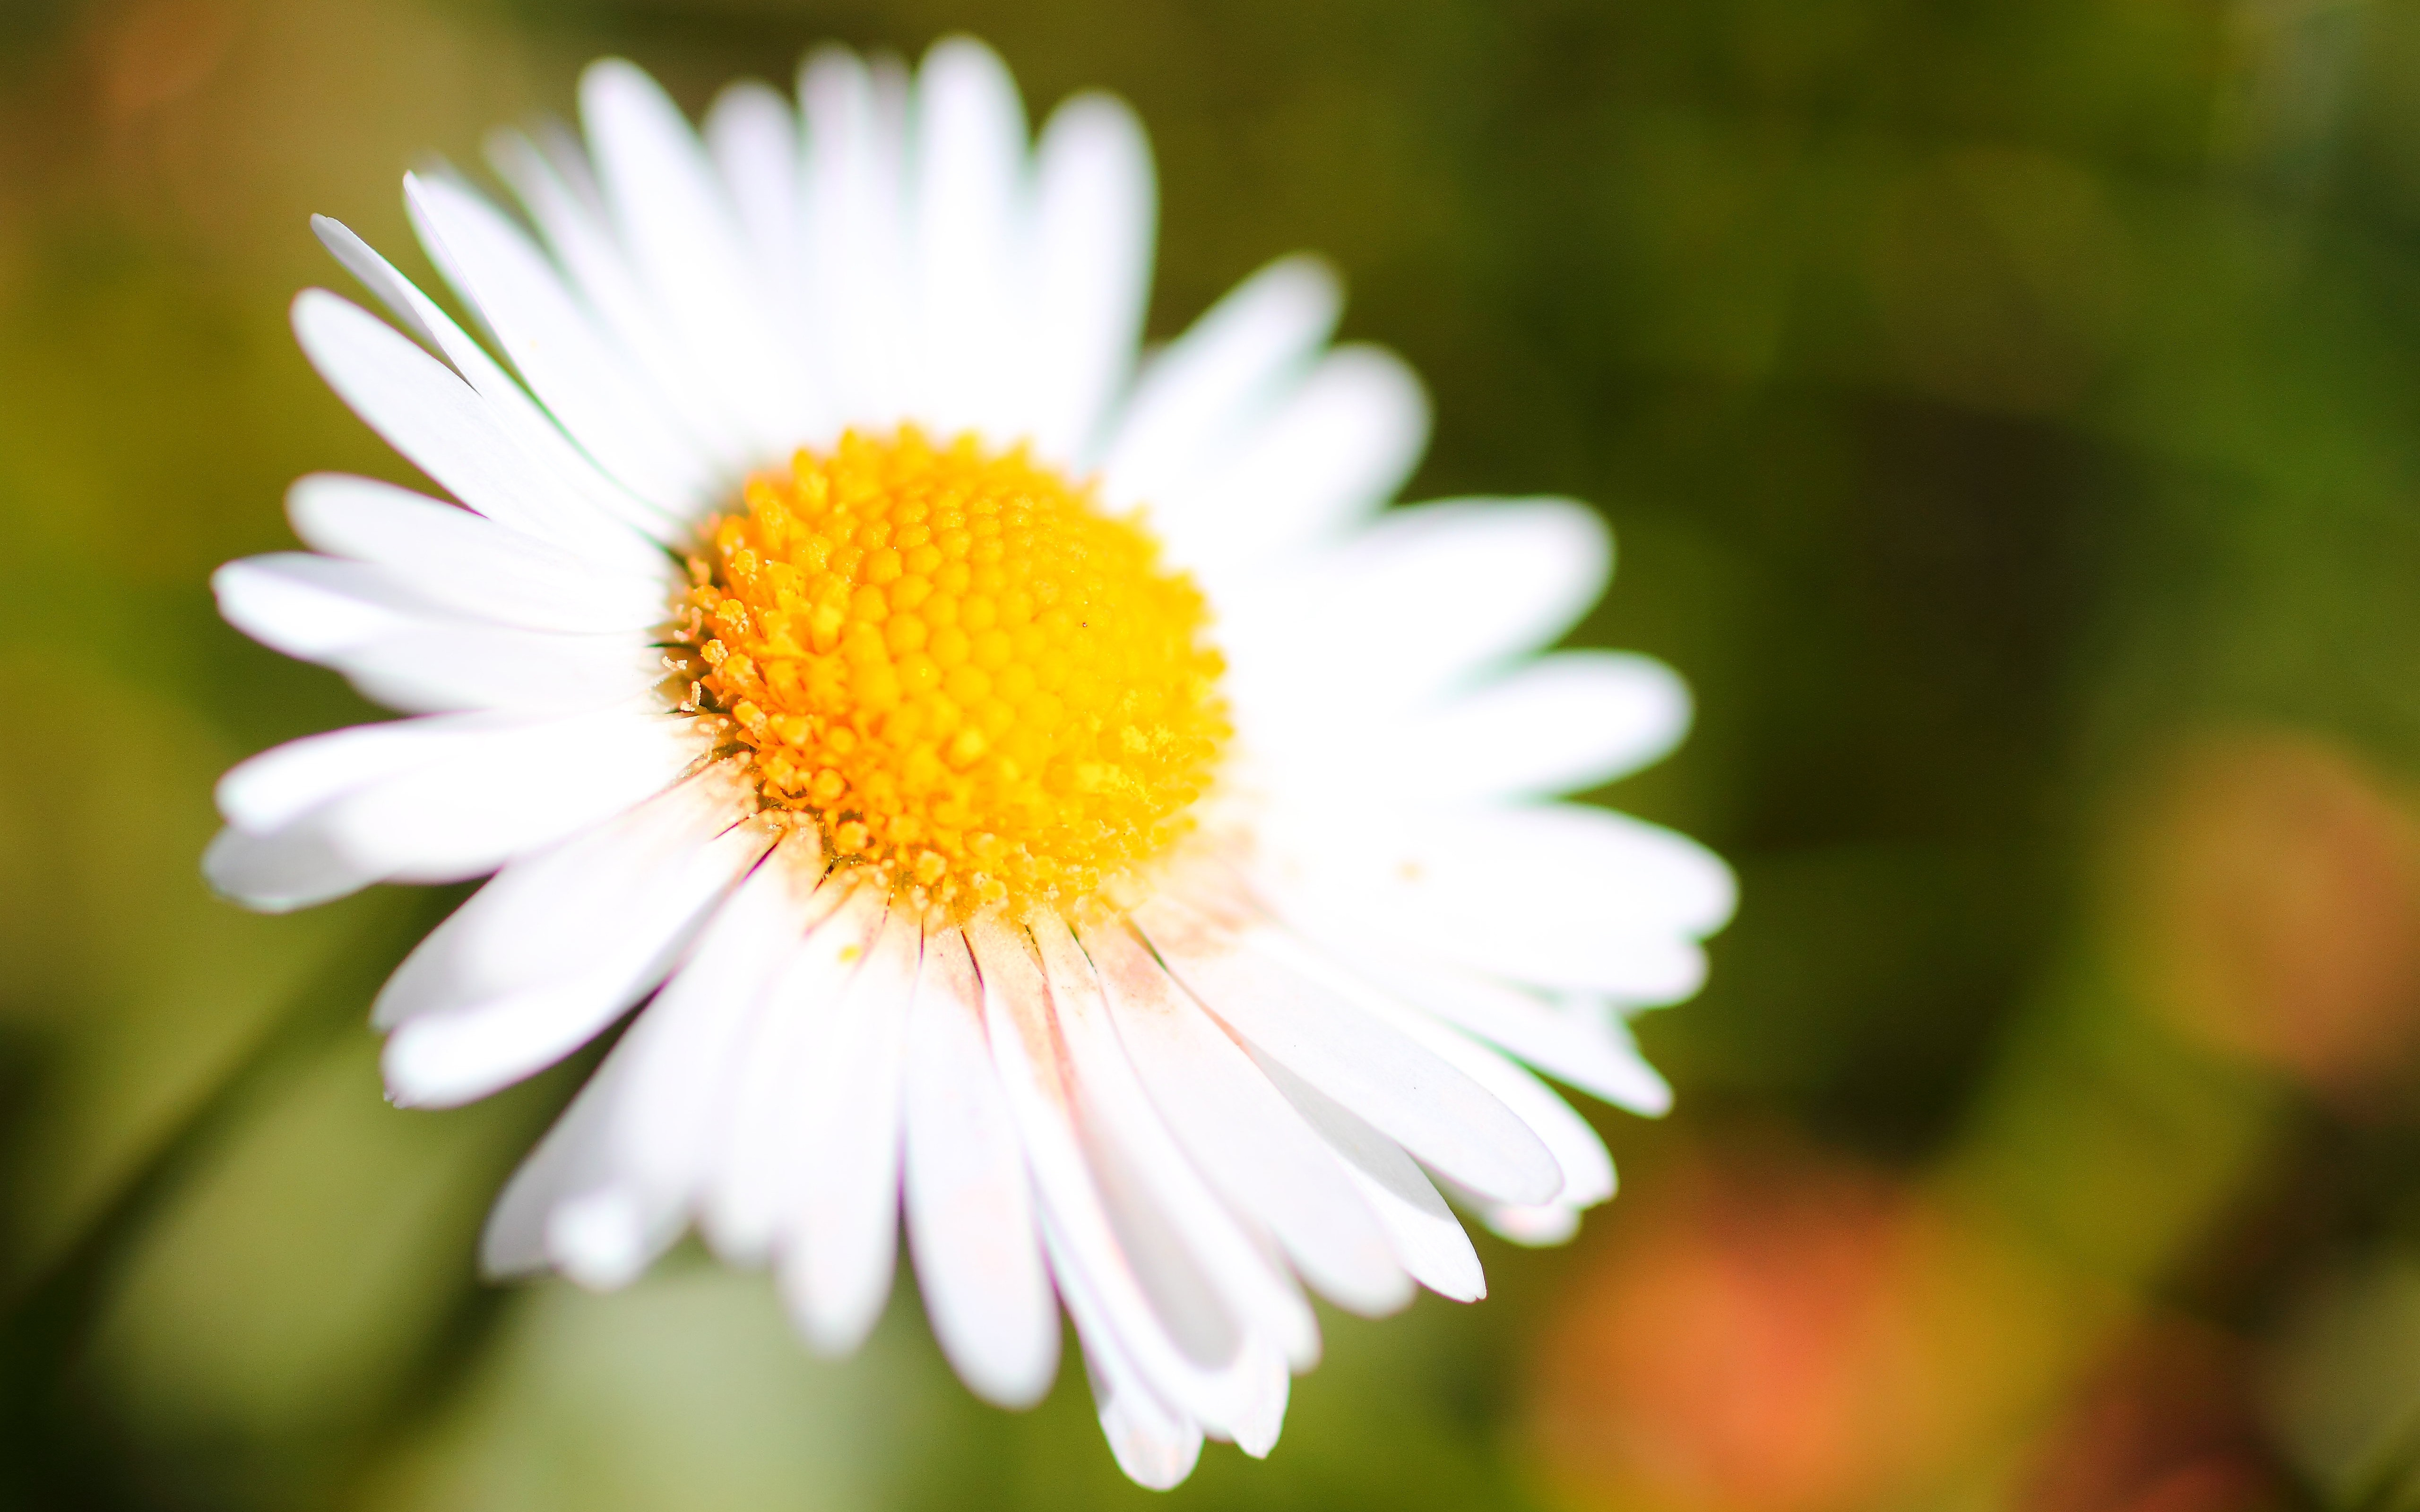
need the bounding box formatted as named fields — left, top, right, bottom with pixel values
left=5, top=0, right=2420, bottom=1508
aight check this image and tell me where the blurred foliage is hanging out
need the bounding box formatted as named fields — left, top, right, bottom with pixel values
left=8, top=0, right=2420, bottom=1508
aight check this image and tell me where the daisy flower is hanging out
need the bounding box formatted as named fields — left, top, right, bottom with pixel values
left=206, top=37, right=1733, bottom=1486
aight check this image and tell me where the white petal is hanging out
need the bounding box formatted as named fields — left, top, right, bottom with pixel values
left=1079, top=919, right=1410, bottom=1317
left=775, top=907, right=922, bottom=1355
left=703, top=81, right=804, bottom=312
left=313, top=214, right=683, bottom=548
left=1474, top=1200, right=1581, bottom=1247
left=214, top=552, right=425, bottom=658
left=904, top=927, right=1060, bottom=1407
left=311, top=212, right=441, bottom=348
left=216, top=719, right=441, bottom=836
left=1334, top=947, right=1674, bottom=1116
left=1098, top=256, right=1340, bottom=510
left=798, top=47, right=913, bottom=426
left=325, top=714, right=697, bottom=886
left=372, top=765, right=755, bottom=1027
left=1285, top=951, right=1617, bottom=1211
left=216, top=552, right=665, bottom=715
left=286, top=473, right=673, bottom=636
left=1153, top=343, right=1428, bottom=583
left=1132, top=897, right=1561, bottom=1207
left=1078, top=1331, right=1203, bottom=1490
left=1220, top=498, right=1611, bottom=724
left=217, top=708, right=559, bottom=833
left=215, top=549, right=663, bottom=692
left=289, top=289, right=667, bottom=575
left=482, top=1034, right=680, bottom=1289
left=968, top=921, right=1277, bottom=1440
left=909, top=36, right=1028, bottom=443
left=403, top=173, right=726, bottom=517
left=483, top=842, right=831, bottom=1291
left=207, top=708, right=702, bottom=908
left=201, top=821, right=388, bottom=914
left=1028, top=92, right=1154, bottom=467
left=1264, top=803, right=1734, bottom=1000
left=1274, top=652, right=1692, bottom=806
left=703, top=884, right=887, bottom=1264
left=1032, top=914, right=1318, bottom=1369
left=610, top=833, right=832, bottom=1201
left=581, top=58, right=821, bottom=456
left=330, top=621, right=664, bottom=716
left=380, top=783, right=769, bottom=1107
left=1253, top=1055, right=1485, bottom=1302
left=486, top=127, right=757, bottom=467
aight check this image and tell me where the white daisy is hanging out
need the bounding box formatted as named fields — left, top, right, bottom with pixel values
left=205, top=37, right=1732, bottom=1487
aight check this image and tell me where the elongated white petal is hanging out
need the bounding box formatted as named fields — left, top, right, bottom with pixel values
left=201, top=821, right=389, bottom=913
left=1471, top=1198, right=1582, bottom=1248
left=483, top=1031, right=680, bottom=1289
left=220, top=554, right=662, bottom=713
left=215, top=715, right=481, bottom=835
left=404, top=173, right=726, bottom=516
left=320, top=715, right=695, bottom=887
left=1220, top=498, right=1611, bottom=724
left=214, top=706, right=626, bottom=834
left=486, top=127, right=756, bottom=466
left=582, top=58, right=821, bottom=455
left=1033, top=914, right=1319, bottom=1369
left=703, top=885, right=887, bottom=1263
left=333, top=621, right=664, bottom=716
left=703, top=80, right=805, bottom=341
left=1331, top=945, right=1675, bottom=1115
left=1265, top=803, right=1734, bottom=1000
left=1282, top=948, right=1617, bottom=1211
left=213, top=553, right=426, bottom=658
left=1098, top=256, right=1340, bottom=510
left=969, top=921, right=1276, bottom=1441
left=309, top=215, right=681, bottom=547
left=312, top=213, right=440, bottom=347
left=611, top=834, right=833, bottom=1200
left=799, top=46, right=912, bottom=425
left=776, top=908, right=922, bottom=1354
left=1432, top=653, right=1690, bottom=798
left=1153, top=343, right=1428, bottom=583
left=207, top=708, right=700, bottom=908
left=387, top=968, right=648, bottom=1110
left=910, top=36, right=1027, bottom=443
left=1132, top=897, right=1561, bottom=1207
left=1273, top=652, right=1692, bottom=806
left=381, top=787, right=770, bottom=1107
left=286, top=473, right=672, bottom=636
left=904, top=928, right=1060, bottom=1407
left=1254, top=1054, right=1484, bottom=1301
left=1080, top=919, right=1410, bottom=1317
left=1028, top=92, right=1153, bottom=466
left=290, top=290, right=667, bottom=574
left=372, top=766, right=754, bottom=1026
left=1077, top=1325, right=1203, bottom=1491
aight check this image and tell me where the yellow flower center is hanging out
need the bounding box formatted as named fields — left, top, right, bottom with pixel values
left=680, top=426, right=1230, bottom=919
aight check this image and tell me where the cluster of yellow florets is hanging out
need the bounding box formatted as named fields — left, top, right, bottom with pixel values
left=677, top=426, right=1229, bottom=919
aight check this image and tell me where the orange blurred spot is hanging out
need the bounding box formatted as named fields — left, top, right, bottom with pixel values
left=1523, top=1142, right=2066, bottom=1512
left=2118, top=730, right=2420, bottom=1101
left=92, top=0, right=239, bottom=122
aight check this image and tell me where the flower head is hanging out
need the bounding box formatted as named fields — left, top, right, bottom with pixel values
left=207, top=36, right=1732, bottom=1486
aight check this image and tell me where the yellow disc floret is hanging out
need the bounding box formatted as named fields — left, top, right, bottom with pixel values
left=678, top=426, right=1229, bottom=919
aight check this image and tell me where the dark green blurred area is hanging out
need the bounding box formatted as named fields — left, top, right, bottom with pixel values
left=9, top=0, right=2420, bottom=1508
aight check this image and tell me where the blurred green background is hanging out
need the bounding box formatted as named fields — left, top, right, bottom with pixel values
left=8, top=0, right=2420, bottom=1508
